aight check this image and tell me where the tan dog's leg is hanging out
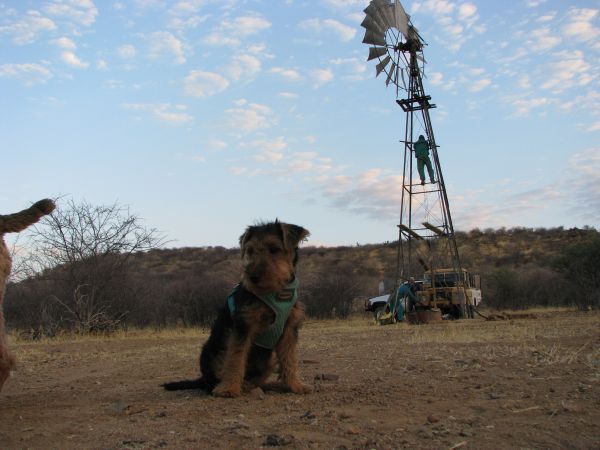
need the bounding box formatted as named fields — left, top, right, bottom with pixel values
left=274, top=304, right=311, bottom=394
left=213, top=303, right=272, bottom=397
left=0, top=311, right=15, bottom=392
left=212, top=332, right=253, bottom=397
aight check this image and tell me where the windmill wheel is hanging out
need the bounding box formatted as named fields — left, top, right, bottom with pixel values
left=362, top=0, right=425, bottom=91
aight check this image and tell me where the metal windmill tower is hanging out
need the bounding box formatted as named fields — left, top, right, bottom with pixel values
left=362, top=0, right=467, bottom=315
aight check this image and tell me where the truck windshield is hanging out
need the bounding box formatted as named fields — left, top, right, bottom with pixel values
left=424, top=272, right=465, bottom=287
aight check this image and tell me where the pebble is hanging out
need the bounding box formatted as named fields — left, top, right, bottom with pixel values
left=263, top=433, right=294, bottom=446
left=427, top=414, right=439, bottom=423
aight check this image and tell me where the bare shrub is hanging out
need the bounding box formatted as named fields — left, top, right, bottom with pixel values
left=5, top=199, right=164, bottom=334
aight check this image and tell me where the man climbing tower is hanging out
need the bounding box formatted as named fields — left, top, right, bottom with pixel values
left=414, top=135, right=436, bottom=185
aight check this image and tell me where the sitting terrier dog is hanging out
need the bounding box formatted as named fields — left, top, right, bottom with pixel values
left=163, top=220, right=311, bottom=397
left=0, top=199, right=56, bottom=392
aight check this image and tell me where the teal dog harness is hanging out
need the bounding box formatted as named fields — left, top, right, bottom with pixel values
left=227, top=278, right=299, bottom=349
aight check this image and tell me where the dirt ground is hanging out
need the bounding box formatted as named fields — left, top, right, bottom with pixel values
left=1, top=310, right=599, bottom=450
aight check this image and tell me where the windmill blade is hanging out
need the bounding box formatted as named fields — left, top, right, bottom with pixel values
left=375, top=0, right=396, bottom=31
left=368, top=46, right=388, bottom=61
left=400, top=67, right=406, bottom=89
left=361, top=14, right=385, bottom=36
left=407, top=25, right=420, bottom=42
left=393, top=0, right=409, bottom=37
left=364, top=2, right=391, bottom=32
left=385, top=62, right=397, bottom=86
left=362, top=29, right=386, bottom=46
left=375, top=55, right=391, bottom=77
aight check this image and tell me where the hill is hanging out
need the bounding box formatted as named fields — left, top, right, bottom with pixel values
left=6, top=226, right=599, bottom=333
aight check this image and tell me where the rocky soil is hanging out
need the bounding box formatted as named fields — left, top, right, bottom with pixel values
left=1, top=310, right=599, bottom=449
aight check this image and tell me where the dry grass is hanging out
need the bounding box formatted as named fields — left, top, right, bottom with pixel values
left=8, top=326, right=210, bottom=345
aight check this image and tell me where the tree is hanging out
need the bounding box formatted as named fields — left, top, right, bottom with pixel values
left=555, top=237, right=600, bottom=310
left=17, top=198, right=165, bottom=333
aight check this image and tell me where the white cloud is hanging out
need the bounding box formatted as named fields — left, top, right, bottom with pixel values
left=96, top=59, right=108, bottom=71
left=310, top=68, right=334, bottom=88
left=226, top=54, right=261, bottom=81
left=229, top=15, right=271, bottom=36
left=167, top=1, right=208, bottom=30
left=541, top=50, right=592, bottom=92
left=323, top=0, right=365, bottom=9
left=469, top=77, right=491, bottom=92
left=279, top=92, right=298, bottom=99
left=243, top=137, right=288, bottom=153
left=320, top=168, right=404, bottom=220
left=412, top=0, right=483, bottom=50
left=45, top=0, right=98, bottom=27
left=147, top=31, right=186, bottom=64
left=567, top=148, right=600, bottom=219
left=243, top=136, right=289, bottom=163
left=204, top=14, right=271, bottom=47
left=0, top=63, right=53, bottom=86
left=299, top=18, right=357, bottom=42
left=560, top=91, right=600, bottom=132
left=518, top=74, right=530, bottom=89
left=269, top=67, right=302, bottom=82
left=527, top=27, right=562, bottom=52
left=117, top=44, right=136, bottom=59
left=52, top=36, right=76, bottom=49
left=329, top=57, right=366, bottom=81
left=0, top=11, right=56, bottom=45
left=511, top=96, right=553, bottom=117
left=208, top=139, right=228, bottom=151
left=224, top=101, right=275, bottom=133
left=562, top=8, right=599, bottom=42
left=429, top=72, right=444, bottom=86
left=458, top=3, right=477, bottom=21
left=61, top=51, right=89, bottom=69
left=254, top=150, right=284, bottom=163
left=121, top=103, right=193, bottom=123
left=412, top=0, right=454, bottom=15
left=587, top=121, right=600, bottom=132
left=184, top=70, right=229, bottom=97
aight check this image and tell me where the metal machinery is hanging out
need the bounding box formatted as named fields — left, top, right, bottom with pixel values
left=362, top=0, right=477, bottom=318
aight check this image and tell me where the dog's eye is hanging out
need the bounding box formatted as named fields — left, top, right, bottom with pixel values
left=269, top=246, right=281, bottom=255
left=246, top=248, right=254, bottom=256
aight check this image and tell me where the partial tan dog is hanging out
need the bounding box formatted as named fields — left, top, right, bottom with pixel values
left=164, top=220, right=311, bottom=397
left=0, top=199, right=55, bottom=391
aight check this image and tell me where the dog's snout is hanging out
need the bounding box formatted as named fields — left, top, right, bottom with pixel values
left=250, top=274, right=261, bottom=284
left=247, top=266, right=264, bottom=285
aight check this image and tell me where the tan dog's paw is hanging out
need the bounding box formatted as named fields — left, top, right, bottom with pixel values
left=287, top=381, right=313, bottom=395
left=212, top=383, right=242, bottom=398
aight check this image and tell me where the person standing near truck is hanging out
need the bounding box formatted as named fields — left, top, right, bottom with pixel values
left=395, top=280, right=419, bottom=318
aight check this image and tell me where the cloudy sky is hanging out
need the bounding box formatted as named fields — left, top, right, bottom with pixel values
left=1, top=0, right=599, bottom=247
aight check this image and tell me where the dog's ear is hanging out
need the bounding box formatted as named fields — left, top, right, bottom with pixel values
left=239, top=226, right=255, bottom=256
left=278, top=223, right=310, bottom=251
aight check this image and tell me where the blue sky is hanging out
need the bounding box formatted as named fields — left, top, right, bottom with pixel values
left=1, top=0, right=599, bottom=248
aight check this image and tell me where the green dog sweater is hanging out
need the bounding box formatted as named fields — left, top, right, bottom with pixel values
left=227, top=278, right=299, bottom=349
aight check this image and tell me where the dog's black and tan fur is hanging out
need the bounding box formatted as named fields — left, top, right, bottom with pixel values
left=0, top=199, right=55, bottom=392
left=163, top=221, right=311, bottom=397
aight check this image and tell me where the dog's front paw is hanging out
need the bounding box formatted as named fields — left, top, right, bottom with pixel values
left=288, top=381, right=313, bottom=395
left=212, top=383, right=242, bottom=398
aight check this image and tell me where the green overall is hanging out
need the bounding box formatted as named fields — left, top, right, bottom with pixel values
left=414, top=136, right=436, bottom=184
left=227, top=279, right=299, bottom=349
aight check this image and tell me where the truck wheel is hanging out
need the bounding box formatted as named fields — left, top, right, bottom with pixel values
left=374, top=306, right=384, bottom=319
left=467, top=304, right=474, bottom=318
left=452, top=304, right=463, bottom=319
